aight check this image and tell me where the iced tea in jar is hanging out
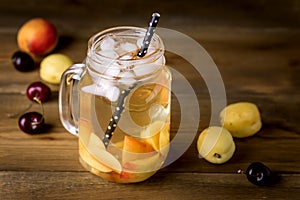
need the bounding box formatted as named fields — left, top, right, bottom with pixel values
left=59, top=26, right=172, bottom=183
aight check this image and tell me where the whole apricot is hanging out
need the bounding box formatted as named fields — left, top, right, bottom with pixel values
left=17, top=18, right=58, bottom=56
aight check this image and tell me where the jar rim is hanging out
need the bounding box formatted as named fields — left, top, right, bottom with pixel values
left=86, top=26, right=165, bottom=80
left=88, top=26, right=164, bottom=61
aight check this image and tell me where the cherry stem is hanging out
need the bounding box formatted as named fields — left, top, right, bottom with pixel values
left=7, top=94, right=45, bottom=125
left=31, top=96, right=44, bottom=125
left=237, top=169, right=262, bottom=178
left=7, top=102, right=33, bottom=118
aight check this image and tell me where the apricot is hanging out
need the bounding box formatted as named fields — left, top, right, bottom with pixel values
left=17, top=18, right=58, bottom=56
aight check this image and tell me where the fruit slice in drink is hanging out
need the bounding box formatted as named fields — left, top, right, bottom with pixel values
left=79, top=141, right=113, bottom=173
left=123, top=153, right=161, bottom=173
left=78, top=119, right=92, bottom=146
left=141, top=120, right=164, bottom=151
left=79, top=130, right=122, bottom=174
left=122, top=135, right=155, bottom=163
left=128, top=83, right=166, bottom=127
left=115, top=135, right=164, bottom=182
left=141, top=120, right=170, bottom=153
left=159, top=122, right=170, bottom=155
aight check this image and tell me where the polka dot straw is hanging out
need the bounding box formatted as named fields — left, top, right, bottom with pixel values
left=102, top=84, right=136, bottom=147
left=137, top=13, right=160, bottom=57
left=102, top=13, right=160, bottom=147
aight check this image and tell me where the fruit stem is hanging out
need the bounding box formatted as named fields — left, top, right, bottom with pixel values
left=32, top=96, right=44, bottom=125
left=213, top=153, right=221, bottom=159
left=7, top=102, right=33, bottom=118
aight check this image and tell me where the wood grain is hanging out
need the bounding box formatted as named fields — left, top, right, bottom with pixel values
left=1, top=172, right=299, bottom=200
left=0, top=0, right=300, bottom=199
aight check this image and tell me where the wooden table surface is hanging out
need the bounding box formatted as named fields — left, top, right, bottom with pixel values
left=1, top=1, right=300, bottom=199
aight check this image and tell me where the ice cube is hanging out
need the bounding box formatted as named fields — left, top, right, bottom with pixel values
left=149, top=104, right=168, bottom=122
left=105, top=86, right=120, bottom=102
left=116, top=42, right=137, bottom=57
left=82, top=79, right=120, bottom=102
left=103, top=66, right=120, bottom=77
left=101, top=50, right=118, bottom=59
left=87, top=59, right=106, bottom=77
left=133, top=63, right=158, bottom=76
left=100, top=36, right=115, bottom=50
left=95, top=78, right=112, bottom=89
left=120, top=42, right=137, bottom=52
left=82, top=84, right=106, bottom=97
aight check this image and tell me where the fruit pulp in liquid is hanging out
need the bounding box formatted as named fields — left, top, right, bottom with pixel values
left=78, top=78, right=171, bottom=183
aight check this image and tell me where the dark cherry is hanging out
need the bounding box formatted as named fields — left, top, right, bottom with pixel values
left=18, top=112, right=45, bottom=134
left=11, top=51, right=35, bottom=72
left=27, top=81, right=51, bottom=102
left=238, top=162, right=278, bottom=186
left=10, top=82, right=51, bottom=134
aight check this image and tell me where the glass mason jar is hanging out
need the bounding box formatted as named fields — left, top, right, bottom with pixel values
left=59, top=26, right=172, bottom=183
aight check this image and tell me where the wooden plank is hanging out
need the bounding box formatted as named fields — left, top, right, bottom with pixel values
left=1, top=93, right=299, bottom=173
left=1, top=171, right=299, bottom=200
left=1, top=27, right=300, bottom=94
left=0, top=1, right=300, bottom=198
left=0, top=0, right=300, bottom=29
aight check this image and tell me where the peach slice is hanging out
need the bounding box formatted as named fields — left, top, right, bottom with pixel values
left=86, top=145, right=122, bottom=174
left=122, top=135, right=155, bottom=163
left=141, top=121, right=164, bottom=151
left=88, top=132, right=106, bottom=150
left=78, top=119, right=92, bottom=147
left=78, top=123, right=122, bottom=174
left=141, top=121, right=170, bottom=154
left=86, top=132, right=122, bottom=173
left=123, top=135, right=154, bottom=153
left=79, top=140, right=113, bottom=173
left=160, top=86, right=170, bottom=105
left=123, top=153, right=161, bottom=173
left=159, top=122, right=170, bottom=155
left=113, top=140, right=124, bottom=149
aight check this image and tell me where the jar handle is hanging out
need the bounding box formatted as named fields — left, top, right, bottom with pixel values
left=58, top=63, right=85, bottom=137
